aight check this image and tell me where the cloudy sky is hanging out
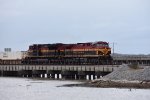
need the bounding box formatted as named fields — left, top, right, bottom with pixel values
left=0, top=0, right=150, bottom=54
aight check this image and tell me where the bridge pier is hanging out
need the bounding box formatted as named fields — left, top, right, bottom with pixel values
left=18, top=70, right=32, bottom=77
left=2, top=71, right=18, bottom=77
left=32, top=70, right=47, bottom=78
left=54, top=74, right=58, bottom=79
left=47, top=70, right=61, bottom=79
left=44, top=74, right=47, bottom=78
left=78, top=75, right=86, bottom=80
left=61, top=71, right=78, bottom=80
left=85, top=71, right=96, bottom=80
left=77, top=71, right=85, bottom=80
left=0, top=70, right=3, bottom=76
left=59, top=74, right=62, bottom=79
left=50, top=74, right=55, bottom=79
left=86, top=74, right=96, bottom=80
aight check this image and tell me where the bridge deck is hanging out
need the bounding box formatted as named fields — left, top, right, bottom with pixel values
left=0, top=65, right=119, bottom=72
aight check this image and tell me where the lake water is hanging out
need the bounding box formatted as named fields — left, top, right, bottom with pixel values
left=0, top=77, right=150, bottom=100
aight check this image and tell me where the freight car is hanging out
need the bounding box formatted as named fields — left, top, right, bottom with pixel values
left=23, top=41, right=112, bottom=65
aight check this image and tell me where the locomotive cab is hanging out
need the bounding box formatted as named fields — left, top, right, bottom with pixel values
left=93, top=41, right=111, bottom=56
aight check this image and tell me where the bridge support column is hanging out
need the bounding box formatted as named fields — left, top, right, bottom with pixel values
left=95, top=75, right=97, bottom=79
left=0, top=70, right=3, bottom=77
left=86, top=75, right=89, bottom=80
left=47, top=74, right=50, bottom=78
left=55, top=74, right=58, bottom=79
left=2, top=71, right=18, bottom=77
left=51, top=74, right=55, bottom=79
left=44, top=74, right=47, bottom=78
left=41, top=74, right=47, bottom=78
left=75, top=74, right=77, bottom=80
left=61, top=71, right=78, bottom=80
left=59, top=74, right=62, bottom=79
left=78, top=75, right=86, bottom=80
left=91, top=75, right=94, bottom=80
left=18, top=70, right=32, bottom=78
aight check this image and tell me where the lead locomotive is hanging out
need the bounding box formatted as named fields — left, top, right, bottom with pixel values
left=23, top=41, right=112, bottom=65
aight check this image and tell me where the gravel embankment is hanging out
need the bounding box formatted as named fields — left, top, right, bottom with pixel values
left=88, top=64, right=150, bottom=88
left=104, top=64, right=150, bottom=81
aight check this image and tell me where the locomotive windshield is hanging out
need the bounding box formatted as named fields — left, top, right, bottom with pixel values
left=95, top=43, right=109, bottom=47
left=104, top=44, right=109, bottom=47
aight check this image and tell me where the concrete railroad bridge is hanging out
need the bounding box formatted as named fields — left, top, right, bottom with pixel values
left=113, top=55, right=150, bottom=65
left=0, top=55, right=150, bottom=80
left=0, top=65, right=118, bottom=80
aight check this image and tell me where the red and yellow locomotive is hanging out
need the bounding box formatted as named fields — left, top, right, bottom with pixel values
left=23, top=41, right=112, bottom=65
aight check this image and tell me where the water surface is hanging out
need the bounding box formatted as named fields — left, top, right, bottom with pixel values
left=0, top=77, right=150, bottom=100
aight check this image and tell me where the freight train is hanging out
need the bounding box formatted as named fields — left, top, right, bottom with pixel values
left=23, top=41, right=112, bottom=65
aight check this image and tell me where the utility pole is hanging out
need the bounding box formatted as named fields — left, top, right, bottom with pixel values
left=110, top=42, right=117, bottom=55
left=113, top=42, right=114, bottom=55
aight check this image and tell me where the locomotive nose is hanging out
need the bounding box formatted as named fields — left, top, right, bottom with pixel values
left=103, top=48, right=108, bottom=55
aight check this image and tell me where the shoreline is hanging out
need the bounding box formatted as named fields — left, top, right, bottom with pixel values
left=60, top=79, right=150, bottom=89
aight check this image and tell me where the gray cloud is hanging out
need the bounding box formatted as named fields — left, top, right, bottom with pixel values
left=0, top=0, right=150, bottom=54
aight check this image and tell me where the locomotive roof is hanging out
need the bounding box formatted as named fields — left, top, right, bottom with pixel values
left=30, top=41, right=108, bottom=46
